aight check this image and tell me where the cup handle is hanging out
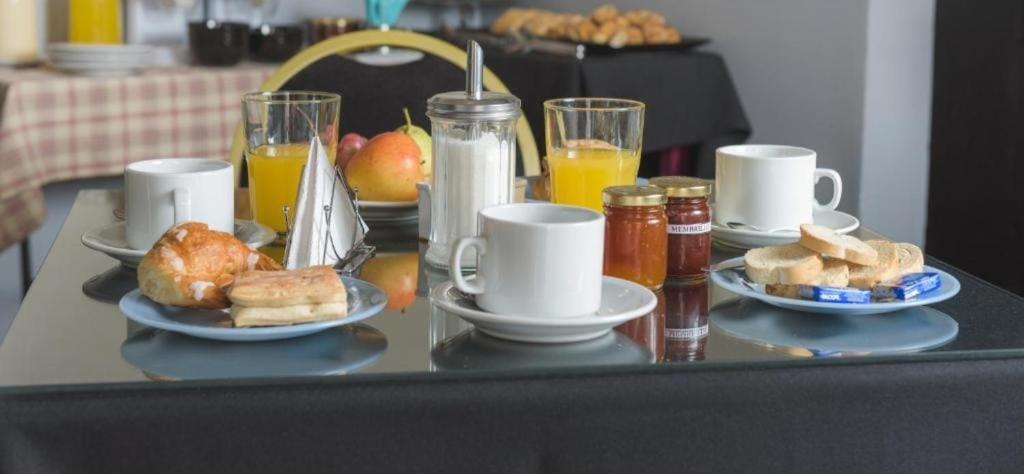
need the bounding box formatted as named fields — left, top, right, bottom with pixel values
left=173, top=187, right=191, bottom=224
left=449, top=236, right=486, bottom=295
left=813, top=168, right=842, bottom=211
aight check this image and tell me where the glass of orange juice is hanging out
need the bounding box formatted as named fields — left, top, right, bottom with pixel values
left=242, top=91, right=341, bottom=255
left=544, top=98, right=645, bottom=211
left=68, top=0, right=123, bottom=44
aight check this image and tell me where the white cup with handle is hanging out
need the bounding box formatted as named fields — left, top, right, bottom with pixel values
left=714, top=144, right=842, bottom=232
left=449, top=203, right=605, bottom=318
left=125, top=158, right=234, bottom=250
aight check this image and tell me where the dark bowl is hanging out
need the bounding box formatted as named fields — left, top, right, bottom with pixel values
left=249, top=24, right=305, bottom=62
left=188, top=21, right=248, bottom=66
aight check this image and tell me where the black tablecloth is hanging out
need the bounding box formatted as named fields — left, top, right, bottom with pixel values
left=485, top=49, right=752, bottom=177
left=6, top=258, right=1024, bottom=473
left=5, top=357, right=1024, bottom=474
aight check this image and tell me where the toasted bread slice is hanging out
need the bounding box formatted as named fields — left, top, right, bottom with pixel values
left=798, top=224, right=878, bottom=266
left=228, top=265, right=346, bottom=308
left=848, top=240, right=901, bottom=289
left=744, top=243, right=823, bottom=285
left=896, top=242, right=924, bottom=275
left=231, top=301, right=348, bottom=327
left=766, top=259, right=849, bottom=298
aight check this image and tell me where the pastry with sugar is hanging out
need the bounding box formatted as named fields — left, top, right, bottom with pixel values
left=137, top=222, right=281, bottom=309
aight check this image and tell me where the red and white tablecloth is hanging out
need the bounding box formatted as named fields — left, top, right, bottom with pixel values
left=0, top=64, right=274, bottom=250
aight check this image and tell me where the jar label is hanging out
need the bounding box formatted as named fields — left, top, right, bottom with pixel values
left=666, top=325, right=708, bottom=340
left=668, top=222, right=711, bottom=235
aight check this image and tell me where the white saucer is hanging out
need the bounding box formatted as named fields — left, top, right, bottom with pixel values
left=711, top=209, right=860, bottom=249
left=429, top=276, right=658, bottom=343
left=82, top=220, right=276, bottom=268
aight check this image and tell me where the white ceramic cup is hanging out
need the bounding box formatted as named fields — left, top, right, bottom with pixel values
left=449, top=203, right=605, bottom=318
left=715, top=144, right=842, bottom=232
left=125, top=158, right=234, bottom=250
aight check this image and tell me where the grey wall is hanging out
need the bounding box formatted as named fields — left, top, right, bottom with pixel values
left=860, top=0, right=935, bottom=244
left=528, top=0, right=934, bottom=244
left=529, top=0, right=871, bottom=216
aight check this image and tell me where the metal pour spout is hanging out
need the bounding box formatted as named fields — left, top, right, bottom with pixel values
left=466, top=40, right=483, bottom=100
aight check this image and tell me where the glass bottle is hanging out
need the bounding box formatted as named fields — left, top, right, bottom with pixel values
left=426, top=41, right=521, bottom=269
left=602, top=185, right=668, bottom=290
left=649, top=176, right=712, bottom=280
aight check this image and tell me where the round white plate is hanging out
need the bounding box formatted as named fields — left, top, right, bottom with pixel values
left=49, top=63, right=143, bottom=76
left=121, top=324, right=388, bottom=380
left=359, top=200, right=418, bottom=209
left=82, top=220, right=276, bottom=268
left=710, top=257, right=961, bottom=316
left=711, top=209, right=860, bottom=249
left=711, top=298, right=958, bottom=356
left=119, top=276, right=387, bottom=342
left=48, top=43, right=154, bottom=55
left=358, top=200, right=419, bottom=223
left=49, top=51, right=151, bottom=61
left=429, top=276, right=658, bottom=343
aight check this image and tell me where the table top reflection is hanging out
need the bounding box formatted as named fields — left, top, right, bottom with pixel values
left=2, top=190, right=1024, bottom=390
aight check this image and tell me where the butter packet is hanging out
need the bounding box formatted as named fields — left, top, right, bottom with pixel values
left=799, top=285, right=872, bottom=304
left=872, top=272, right=941, bottom=301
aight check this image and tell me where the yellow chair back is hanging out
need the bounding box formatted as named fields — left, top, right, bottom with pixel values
left=227, top=29, right=541, bottom=185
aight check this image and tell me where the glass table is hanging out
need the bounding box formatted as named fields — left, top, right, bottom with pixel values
left=4, top=190, right=1024, bottom=473
left=2, top=190, right=1024, bottom=386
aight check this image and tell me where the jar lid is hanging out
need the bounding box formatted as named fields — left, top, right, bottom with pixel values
left=427, top=91, right=522, bottom=121
left=602, top=185, right=668, bottom=206
left=649, top=176, right=712, bottom=198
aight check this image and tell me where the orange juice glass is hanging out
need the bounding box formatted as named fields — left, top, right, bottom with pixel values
left=69, top=0, right=122, bottom=44
left=544, top=98, right=645, bottom=211
left=242, top=91, right=341, bottom=249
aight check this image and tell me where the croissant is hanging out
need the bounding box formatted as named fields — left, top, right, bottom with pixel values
left=137, top=222, right=282, bottom=309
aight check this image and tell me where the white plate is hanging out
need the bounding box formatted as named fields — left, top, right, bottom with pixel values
left=82, top=220, right=276, bottom=268
left=709, top=257, right=961, bottom=316
left=48, top=43, right=154, bottom=55
left=358, top=200, right=418, bottom=210
left=119, top=276, right=387, bottom=342
left=711, top=209, right=860, bottom=249
left=429, top=276, right=658, bottom=343
left=49, top=63, right=144, bottom=76
left=358, top=200, right=419, bottom=223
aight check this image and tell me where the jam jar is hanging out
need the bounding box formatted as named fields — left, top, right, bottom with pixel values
left=602, top=185, right=668, bottom=290
left=650, top=176, right=712, bottom=280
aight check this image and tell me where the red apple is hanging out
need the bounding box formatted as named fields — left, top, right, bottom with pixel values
left=336, top=132, right=368, bottom=170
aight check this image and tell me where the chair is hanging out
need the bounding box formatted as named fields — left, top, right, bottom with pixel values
left=227, top=30, right=541, bottom=186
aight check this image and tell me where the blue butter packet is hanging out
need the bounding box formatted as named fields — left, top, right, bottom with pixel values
left=799, top=285, right=872, bottom=304
left=872, top=272, right=941, bottom=301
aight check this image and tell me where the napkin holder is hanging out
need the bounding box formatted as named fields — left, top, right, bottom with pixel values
left=283, top=136, right=374, bottom=272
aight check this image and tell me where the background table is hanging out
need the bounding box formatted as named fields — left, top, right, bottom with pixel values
left=3, top=190, right=1024, bottom=473
left=0, top=65, right=273, bottom=251
left=484, top=48, right=752, bottom=176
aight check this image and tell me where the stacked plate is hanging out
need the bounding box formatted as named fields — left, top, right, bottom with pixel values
left=48, top=43, right=154, bottom=76
left=358, top=200, right=418, bottom=224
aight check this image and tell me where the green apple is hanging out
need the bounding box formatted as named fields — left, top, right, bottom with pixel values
left=395, top=108, right=432, bottom=176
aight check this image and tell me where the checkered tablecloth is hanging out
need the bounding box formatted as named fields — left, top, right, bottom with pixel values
left=0, top=64, right=274, bottom=250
